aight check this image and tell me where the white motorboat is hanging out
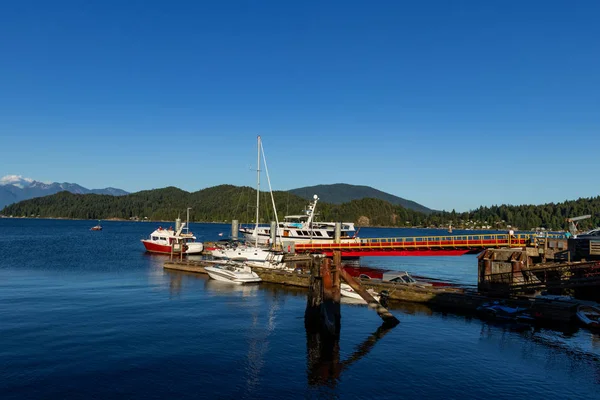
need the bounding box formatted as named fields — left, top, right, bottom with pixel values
left=205, top=262, right=262, bottom=285
left=576, top=304, right=600, bottom=329
left=240, top=194, right=358, bottom=245
left=340, top=283, right=380, bottom=303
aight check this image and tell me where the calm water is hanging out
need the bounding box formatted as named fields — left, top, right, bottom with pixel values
left=1, top=219, right=599, bottom=399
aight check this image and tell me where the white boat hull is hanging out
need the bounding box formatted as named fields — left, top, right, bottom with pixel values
left=205, top=265, right=262, bottom=285
left=340, top=283, right=380, bottom=303
left=240, top=230, right=360, bottom=245
left=211, top=246, right=283, bottom=263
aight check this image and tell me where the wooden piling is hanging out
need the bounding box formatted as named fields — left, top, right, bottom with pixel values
left=321, top=257, right=341, bottom=336
left=305, top=255, right=341, bottom=337
left=305, top=256, right=324, bottom=331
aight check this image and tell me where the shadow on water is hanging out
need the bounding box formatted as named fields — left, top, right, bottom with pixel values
left=306, top=321, right=396, bottom=387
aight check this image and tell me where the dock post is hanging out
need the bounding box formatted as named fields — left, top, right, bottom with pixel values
left=305, top=255, right=340, bottom=337
left=305, top=256, right=324, bottom=331
left=332, top=251, right=341, bottom=304
left=321, top=257, right=341, bottom=336
left=231, top=220, right=239, bottom=240
left=334, top=222, right=341, bottom=244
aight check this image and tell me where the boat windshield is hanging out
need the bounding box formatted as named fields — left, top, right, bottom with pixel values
left=284, top=216, right=308, bottom=223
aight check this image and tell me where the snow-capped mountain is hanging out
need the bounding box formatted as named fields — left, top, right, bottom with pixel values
left=0, top=175, right=35, bottom=189
left=0, top=175, right=128, bottom=209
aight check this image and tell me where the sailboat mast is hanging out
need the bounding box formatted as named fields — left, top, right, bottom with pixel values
left=255, top=135, right=261, bottom=247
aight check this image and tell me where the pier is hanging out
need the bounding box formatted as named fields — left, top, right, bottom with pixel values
left=293, top=233, right=548, bottom=257
left=169, top=227, right=600, bottom=327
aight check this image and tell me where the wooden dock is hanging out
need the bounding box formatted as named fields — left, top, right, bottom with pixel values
left=163, top=258, right=581, bottom=323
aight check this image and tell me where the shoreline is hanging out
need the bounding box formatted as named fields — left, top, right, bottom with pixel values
left=0, top=216, right=509, bottom=231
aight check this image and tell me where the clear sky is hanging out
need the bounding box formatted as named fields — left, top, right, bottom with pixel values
left=1, top=0, right=598, bottom=212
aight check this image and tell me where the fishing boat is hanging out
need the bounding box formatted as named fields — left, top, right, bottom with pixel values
left=205, top=261, right=262, bottom=284
left=90, top=221, right=102, bottom=231
left=576, top=304, right=600, bottom=329
left=239, top=194, right=358, bottom=245
left=340, top=283, right=380, bottom=303
left=141, top=222, right=203, bottom=255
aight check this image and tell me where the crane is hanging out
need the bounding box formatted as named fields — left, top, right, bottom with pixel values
left=566, top=215, right=591, bottom=235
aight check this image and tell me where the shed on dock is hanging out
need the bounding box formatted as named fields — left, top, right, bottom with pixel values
left=478, top=238, right=600, bottom=301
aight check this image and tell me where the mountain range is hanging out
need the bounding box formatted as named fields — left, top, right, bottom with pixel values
left=0, top=176, right=433, bottom=214
left=0, top=175, right=128, bottom=209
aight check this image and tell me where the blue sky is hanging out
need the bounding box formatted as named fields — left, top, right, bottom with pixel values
left=1, top=0, right=598, bottom=212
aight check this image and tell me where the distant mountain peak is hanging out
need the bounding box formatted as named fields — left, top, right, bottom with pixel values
left=0, top=175, right=35, bottom=188
left=0, top=175, right=129, bottom=210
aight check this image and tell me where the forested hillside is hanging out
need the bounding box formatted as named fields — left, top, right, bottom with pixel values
left=2, top=185, right=599, bottom=231
left=289, top=183, right=434, bottom=214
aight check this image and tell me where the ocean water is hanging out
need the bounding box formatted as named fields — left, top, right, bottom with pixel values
left=1, top=219, right=599, bottom=399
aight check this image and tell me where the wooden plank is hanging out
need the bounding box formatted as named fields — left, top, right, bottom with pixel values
left=339, top=268, right=399, bottom=325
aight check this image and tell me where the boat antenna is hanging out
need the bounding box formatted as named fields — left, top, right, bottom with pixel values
left=260, top=138, right=281, bottom=247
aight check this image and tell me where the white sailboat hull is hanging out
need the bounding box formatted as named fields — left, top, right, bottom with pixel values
left=211, top=246, right=283, bottom=263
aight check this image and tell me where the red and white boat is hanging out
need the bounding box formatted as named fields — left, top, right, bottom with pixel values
left=141, top=223, right=204, bottom=255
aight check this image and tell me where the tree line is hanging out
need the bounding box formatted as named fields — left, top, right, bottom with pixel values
left=1, top=185, right=599, bottom=231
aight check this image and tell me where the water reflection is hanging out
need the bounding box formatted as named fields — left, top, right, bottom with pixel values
left=161, top=266, right=600, bottom=391
left=244, top=295, right=282, bottom=396
left=593, top=333, right=600, bottom=349
left=306, top=322, right=396, bottom=387
left=204, top=279, right=260, bottom=297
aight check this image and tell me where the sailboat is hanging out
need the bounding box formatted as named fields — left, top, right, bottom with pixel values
left=211, top=136, right=284, bottom=267
left=90, top=220, right=103, bottom=231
